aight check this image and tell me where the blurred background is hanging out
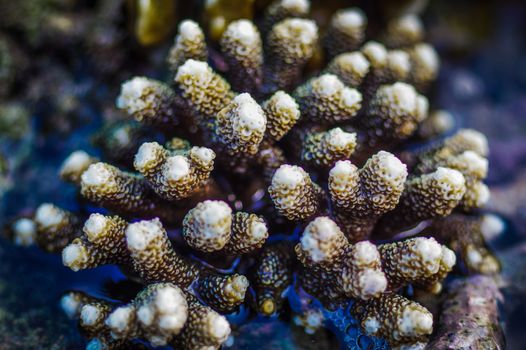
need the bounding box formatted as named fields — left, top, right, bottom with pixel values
left=0, top=0, right=525, bottom=349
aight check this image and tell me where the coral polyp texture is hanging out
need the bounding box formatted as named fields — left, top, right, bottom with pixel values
left=4, top=1, right=500, bottom=349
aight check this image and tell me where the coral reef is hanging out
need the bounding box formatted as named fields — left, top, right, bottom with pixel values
left=2, top=1, right=501, bottom=349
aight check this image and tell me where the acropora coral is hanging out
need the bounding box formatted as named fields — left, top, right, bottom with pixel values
left=4, top=1, right=500, bottom=349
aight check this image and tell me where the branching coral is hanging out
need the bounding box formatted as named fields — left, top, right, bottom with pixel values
left=134, top=141, right=215, bottom=201
left=352, top=293, right=433, bottom=349
left=252, top=243, right=294, bottom=316
left=269, top=164, right=323, bottom=221
left=183, top=200, right=268, bottom=254
left=62, top=214, right=129, bottom=272
left=329, top=152, right=407, bottom=242
left=6, top=2, right=498, bottom=349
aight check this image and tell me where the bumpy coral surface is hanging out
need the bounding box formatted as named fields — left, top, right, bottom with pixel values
left=4, top=1, right=498, bottom=349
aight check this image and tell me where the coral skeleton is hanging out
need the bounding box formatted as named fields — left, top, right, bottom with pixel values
left=426, top=275, right=505, bottom=349
left=7, top=3, right=499, bottom=349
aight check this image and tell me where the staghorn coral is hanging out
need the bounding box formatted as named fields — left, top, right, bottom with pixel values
left=264, top=18, right=318, bottom=91
left=293, top=73, right=362, bottom=125
left=296, top=217, right=388, bottom=304
left=300, top=127, right=357, bottom=169
left=130, top=0, right=176, bottom=46
left=413, top=129, right=490, bottom=210
left=422, top=214, right=501, bottom=275
left=360, top=82, right=429, bottom=147
left=62, top=282, right=231, bottom=349
left=293, top=306, right=324, bottom=335
left=214, top=93, right=267, bottom=157
left=268, top=164, right=323, bottom=221
left=252, top=243, right=294, bottom=316
left=183, top=200, right=268, bottom=254
left=325, top=51, right=370, bottom=88
left=116, top=77, right=178, bottom=127
left=220, top=19, right=263, bottom=94
left=9, top=217, right=37, bottom=247
left=62, top=214, right=129, bottom=272
left=203, top=0, right=255, bottom=41
left=4, top=3, right=499, bottom=349
left=182, top=200, right=232, bottom=252
left=195, top=273, right=249, bottom=313
left=174, top=59, right=234, bottom=131
left=171, top=295, right=231, bottom=350
left=374, top=166, right=466, bottom=235
left=378, top=237, right=454, bottom=292
left=294, top=217, right=454, bottom=312
left=60, top=150, right=99, bottom=184
left=110, top=282, right=188, bottom=346
left=416, top=110, right=455, bottom=140
left=134, top=141, right=215, bottom=201
left=323, top=8, right=367, bottom=59
left=351, top=293, right=433, bottom=349
left=262, top=0, right=310, bottom=35
left=33, top=203, right=80, bottom=253
left=167, top=20, right=208, bottom=75
left=329, top=152, right=408, bottom=242
left=80, top=162, right=182, bottom=222
left=383, top=14, right=424, bottom=49
left=261, top=90, right=300, bottom=145
left=124, top=219, right=201, bottom=288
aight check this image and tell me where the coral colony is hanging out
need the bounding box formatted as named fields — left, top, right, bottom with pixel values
left=6, top=1, right=499, bottom=349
